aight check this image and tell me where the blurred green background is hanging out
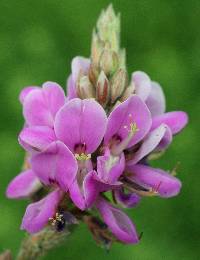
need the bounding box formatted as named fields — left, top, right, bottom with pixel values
left=0, top=0, right=199, bottom=259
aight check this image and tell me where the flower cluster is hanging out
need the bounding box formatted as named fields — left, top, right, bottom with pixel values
left=6, top=5, right=188, bottom=246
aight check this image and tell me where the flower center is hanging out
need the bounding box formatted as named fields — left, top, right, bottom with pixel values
left=111, top=114, right=139, bottom=156
left=75, top=153, right=91, bottom=161
left=124, top=114, right=139, bottom=134
left=74, top=143, right=91, bottom=161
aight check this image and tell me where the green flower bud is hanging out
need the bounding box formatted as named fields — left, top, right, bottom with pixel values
left=111, top=69, right=128, bottom=103
left=99, top=49, right=119, bottom=76
left=91, top=31, right=104, bottom=68
left=97, top=4, right=120, bottom=52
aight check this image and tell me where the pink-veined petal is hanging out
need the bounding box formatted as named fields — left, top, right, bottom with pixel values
left=126, top=164, right=182, bottom=198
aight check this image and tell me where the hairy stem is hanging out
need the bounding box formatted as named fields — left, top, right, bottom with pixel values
left=16, top=227, right=73, bottom=260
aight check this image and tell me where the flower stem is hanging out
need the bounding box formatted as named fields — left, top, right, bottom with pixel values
left=16, top=227, right=73, bottom=260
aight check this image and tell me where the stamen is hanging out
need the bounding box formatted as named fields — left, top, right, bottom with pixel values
left=49, top=213, right=64, bottom=226
left=129, top=122, right=139, bottom=134
left=75, top=153, right=91, bottom=161
left=112, top=115, right=139, bottom=156
left=122, top=180, right=158, bottom=197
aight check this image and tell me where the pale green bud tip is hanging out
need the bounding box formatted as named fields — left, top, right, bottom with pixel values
left=96, top=4, right=120, bottom=52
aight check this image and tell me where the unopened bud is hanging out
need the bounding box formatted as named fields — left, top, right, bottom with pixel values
left=96, top=71, right=110, bottom=106
left=120, top=82, right=135, bottom=102
left=91, top=32, right=104, bottom=68
left=111, top=69, right=128, bottom=103
left=99, top=49, right=119, bottom=76
left=97, top=4, right=120, bottom=52
left=88, top=63, right=99, bottom=86
left=78, top=76, right=95, bottom=99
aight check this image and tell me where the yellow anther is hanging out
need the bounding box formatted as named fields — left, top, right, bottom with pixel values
left=124, top=114, right=139, bottom=135
left=129, top=122, right=139, bottom=134
left=49, top=213, right=63, bottom=226
left=75, top=153, right=91, bottom=161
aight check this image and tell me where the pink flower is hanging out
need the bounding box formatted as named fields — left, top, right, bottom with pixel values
left=6, top=57, right=188, bottom=245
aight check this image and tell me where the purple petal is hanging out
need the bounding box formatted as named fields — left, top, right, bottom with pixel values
left=6, top=170, right=41, bottom=199
left=114, top=188, right=141, bottom=208
left=21, top=189, right=62, bottom=233
left=69, top=171, right=99, bottom=210
left=104, top=95, right=152, bottom=148
left=23, top=82, right=65, bottom=127
left=145, top=81, right=166, bottom=117
left=132, top=71, right=152, bottom=101
left=127, top=124, right=172, bottom=165
left=31, top=141, right=78, bottom=191
left=23, top=88, right=54, bottom=127
left=42, top=81, right=66, bottom=118
left=151, top=111, right=188, bottom=135
left=126, top=164, right=182, bottom=198
left=66, top=74, right=78, bottom=99
left=83, top=171, right=100, bottom=208
left=97, top=149, right=125, bottom=184
left=96, top=197, right=139, bottom=244
left=71, top=56, right=90, bottom=83
left=19, top=126, right=56, bottom=153
left=19, top=86, right=40, bottom=104
left=55, top=98, right=107, bottom=153
left=68, top=180, right=85, bottom=210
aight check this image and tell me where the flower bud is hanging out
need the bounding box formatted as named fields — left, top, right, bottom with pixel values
left=99, top=49, right=119, bottom=76
left=88, top=63, right=99, bottom=86
left=97, top=4, right=120, bottom=52
left=96, top=71, right=110, bottom=106
left=91, top=32, right=104, bottom=68
left=111, top=69, right=128, bottom=103
left=78, top=76, right=95, bottom=99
